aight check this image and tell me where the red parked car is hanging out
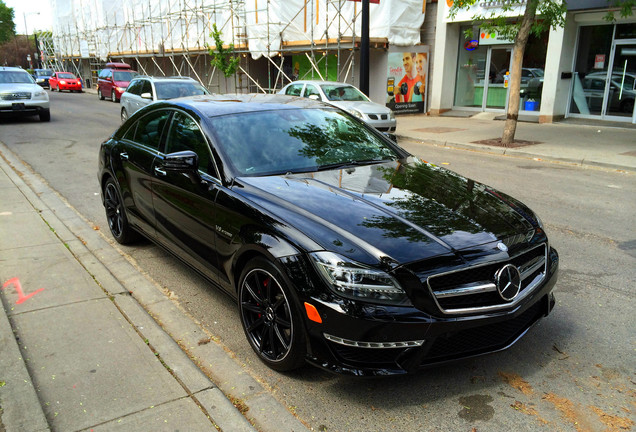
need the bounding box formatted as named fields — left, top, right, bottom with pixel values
left=49, top=72, right=83, bottom=92
left=97, top=62, right=139, bottom=103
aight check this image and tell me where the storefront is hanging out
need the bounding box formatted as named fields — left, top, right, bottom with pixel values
left=430, top=1, right=636, bottom=124
left=568, top=22, right=636, bottom=122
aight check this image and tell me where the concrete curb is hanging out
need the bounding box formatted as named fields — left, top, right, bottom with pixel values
left=0, top=141, right=307, bottom=430
left=396, top=134, right=636, bottom=173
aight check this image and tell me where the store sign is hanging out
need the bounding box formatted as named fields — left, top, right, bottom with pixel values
left=386, top=48, right=429, bottom=115
left=479, top=28, right=514, bottom=45
left=594, top=54, right=605, bottom=69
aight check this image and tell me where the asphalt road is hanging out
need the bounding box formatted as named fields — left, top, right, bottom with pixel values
left=1, top=90, right=635, bottom=432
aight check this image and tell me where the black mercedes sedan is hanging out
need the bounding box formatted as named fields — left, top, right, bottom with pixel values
left=98, top=94, right=558, bottom=376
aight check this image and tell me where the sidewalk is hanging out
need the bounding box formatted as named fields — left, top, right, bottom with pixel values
left=396, top=111, right=636, bottom=173
left=0, top=142, right=307, bottom=431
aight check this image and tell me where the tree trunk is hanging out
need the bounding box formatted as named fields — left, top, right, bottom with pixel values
left=502, top=0, right=539, bottom=146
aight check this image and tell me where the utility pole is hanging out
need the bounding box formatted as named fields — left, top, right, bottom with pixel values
left=359, top=0, right=369, bottom=96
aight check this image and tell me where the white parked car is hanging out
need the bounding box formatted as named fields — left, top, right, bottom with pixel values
left=279, top=80, right=396, bottom=132
left=120, top=76, right=209, bottom=122
left=0, top=67, right=50, bottom=122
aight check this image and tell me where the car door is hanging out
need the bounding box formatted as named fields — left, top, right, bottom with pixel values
left=115, top=108, right=171, bottom=237
left=138, top=79, right=154, bottom=111
left=151, top=110, right=223, bottom=285
left=122, top=79, right=143, bottom=115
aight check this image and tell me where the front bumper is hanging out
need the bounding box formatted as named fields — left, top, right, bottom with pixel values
left=60, top=83, right=83, bottom=91
left=293, top=247, right=559, bottom=376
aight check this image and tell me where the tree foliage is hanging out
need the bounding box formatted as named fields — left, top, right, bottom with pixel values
left=207, top=24, right=239, bottom=78
left=0, top=0, right=16, bottom=44
left=604, top=0, right=636, bottom=21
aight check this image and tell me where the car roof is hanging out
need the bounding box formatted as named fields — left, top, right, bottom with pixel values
left=0, top=66, right=28, bottom=72
left=152, top=93, right=337, bottom=117
left=286, top=80, right=355, bottom=87
left=133, top=76, right=198, bottom=83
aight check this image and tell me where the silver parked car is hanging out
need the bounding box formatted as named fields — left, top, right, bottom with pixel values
left=279, top=80, right=396, bottom=132
left=0, top=67, right=50, bottom=122
left=120, top=76, right=209, bottom=122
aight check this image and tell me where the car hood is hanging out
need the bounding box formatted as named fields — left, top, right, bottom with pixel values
left=0, top=83, right=40, bottom=93
left=328, top=100, right=392, bottom=114
left=235, top=157, right=540, bottom=267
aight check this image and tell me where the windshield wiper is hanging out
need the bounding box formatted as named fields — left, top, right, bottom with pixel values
left=316, top=159, right=389, bottom=171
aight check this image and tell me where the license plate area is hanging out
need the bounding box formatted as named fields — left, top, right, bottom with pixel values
left=12, top=103, right=26, bottom=110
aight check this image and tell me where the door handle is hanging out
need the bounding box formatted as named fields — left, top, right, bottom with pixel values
left=154, top=166, right=167, bottom=176
left=120, top=151, right=129, bottom=160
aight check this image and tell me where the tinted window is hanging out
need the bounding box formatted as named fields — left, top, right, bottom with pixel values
left=285, top=84, right=303, bottom=96
left=140, top=80, right=153, bottom=96
left=209, top=108, right=399, bottom=176
left=126, top=80, right=143, bottom=95
left=132, top=110, right=171, bottom=150
left=321, top=85, right=368, bottom=101
left=165, top=112, right=214, bottom=175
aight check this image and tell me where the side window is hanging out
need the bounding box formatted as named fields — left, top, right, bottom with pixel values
left=303, top=84, right=321, bottom=99
left=165, top=112, right=214, bottom=175
left=141, top=80, right=153, bottom=97
left=127, top=80, right=142, bottom=95
left=285, top=84, right=303, bottom=96
left=132, top=110, right=171, bottom=150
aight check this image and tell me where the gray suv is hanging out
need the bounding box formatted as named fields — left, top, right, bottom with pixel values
left=0, top=67, right=50, bottom=122
left=120, top=76, right=209, bottom=122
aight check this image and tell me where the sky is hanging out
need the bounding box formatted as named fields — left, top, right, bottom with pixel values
left=4, top=0, right=54, bottom=34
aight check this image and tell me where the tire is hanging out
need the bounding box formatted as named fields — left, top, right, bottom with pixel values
left=238, top=257, right=306, bottom=372
left=39, top=109, right=51, bottom=122
left=103, top=178, right=138, bottom=244
left=121, top=107, right=128, bottom=123
left=620, top=98, right=634, bottom=114
left=111, top=90, right=117, bottom=103
left=98, top=88, right=105, bottom=100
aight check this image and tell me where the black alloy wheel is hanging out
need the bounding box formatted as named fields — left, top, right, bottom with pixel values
left=238, top=258, right=306, bottom=371
left=103, top=178, right=137, bottom=244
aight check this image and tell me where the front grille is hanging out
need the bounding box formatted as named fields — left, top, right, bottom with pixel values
left=368, top=114, right=389, bottom=121
left=1, top=92, right=31, bottom=100
left=423, top=300, right=544, bottom=364
left=426, top=244, right=547, bottom=314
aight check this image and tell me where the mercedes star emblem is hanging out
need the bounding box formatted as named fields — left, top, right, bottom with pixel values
left=495, top=264, right=521, bottom=301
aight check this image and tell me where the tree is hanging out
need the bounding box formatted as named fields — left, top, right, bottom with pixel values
left=0, top=0, right=16, bottom=44
left=207, top=24, right=239, bottom=78
left=448, top=0, right=567, bottom=146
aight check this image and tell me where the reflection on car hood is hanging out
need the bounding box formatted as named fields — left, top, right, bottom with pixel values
left=236, top=158, right=539, bottom=266
left=0, top=83, right=39, bottom=93
left=328, top=100, right=392, bottom=114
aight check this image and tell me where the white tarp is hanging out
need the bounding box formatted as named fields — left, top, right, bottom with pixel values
left=51, top=0, right=425, bottom=60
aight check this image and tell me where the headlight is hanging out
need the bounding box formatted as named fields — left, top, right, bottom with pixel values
left=33, top=90, right=48, bottom=100
left=60, top=80, right=67, bottom=84
left=389, top=111, right=395, bottom=120
left=347, top=108, right=365, bottom=120
left=116, top=87, right=125, bottom=92
left=310, top=252, right=409, bottom=305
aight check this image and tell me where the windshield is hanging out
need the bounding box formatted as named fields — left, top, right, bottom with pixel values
left=0, top=71, right=34, bottom=84
left=113, top=71, right=139, bottom=82
left=155, top=81, right=208, bottom=99
left=209, top=108, right=400, bottom=176
left=58, top=73, right=76, bottom=79
left=35, top=70, right=53, bottom=77
left=321, top=85, right=369, bottom=102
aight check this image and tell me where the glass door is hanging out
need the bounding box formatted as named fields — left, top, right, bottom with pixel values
left=485, top=47, right=512, bottom=109
left=603, top=40, right=636, bottom=119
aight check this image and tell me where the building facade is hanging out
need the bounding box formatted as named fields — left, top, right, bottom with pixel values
left=430, top=0, right=636, bottom=125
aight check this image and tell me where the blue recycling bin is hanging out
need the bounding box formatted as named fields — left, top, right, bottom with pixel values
left=524, top=99, right=538, bottom=111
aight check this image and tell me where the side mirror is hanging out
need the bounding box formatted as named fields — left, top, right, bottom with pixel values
left=308, top=94, right=320, bottom=101
left=164, top=150, right=200, bottom=184
left=141, top=92, right=152, bottom=100
left=164, top=150, right=198, bottom=171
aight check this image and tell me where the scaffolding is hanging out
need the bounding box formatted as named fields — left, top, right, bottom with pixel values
left=49, top=0, right=426, bottom=93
